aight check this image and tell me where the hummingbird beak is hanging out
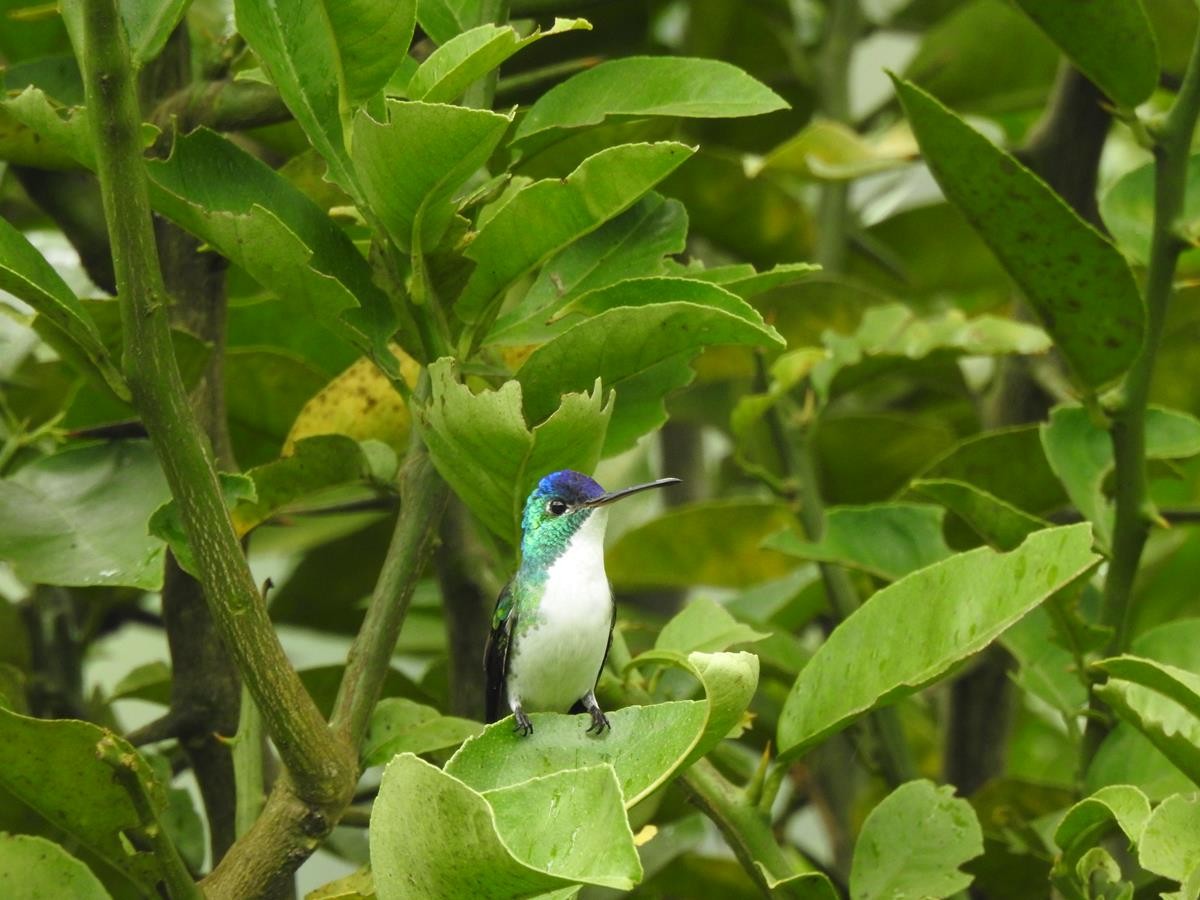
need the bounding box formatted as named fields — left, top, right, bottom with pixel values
left=583, top=477, right=681, bottom=507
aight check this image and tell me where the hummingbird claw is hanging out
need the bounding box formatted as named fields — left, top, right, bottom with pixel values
left=586, top=707, right=610, bottom=734
left=513, top=708, right=533, bottom=736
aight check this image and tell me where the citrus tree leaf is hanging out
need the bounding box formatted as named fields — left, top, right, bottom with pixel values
left=0, top=833, right=111, bottom=899
left=415, top=0, right=475, bottom=44
left=606, top=499, right=796, bottom=589
left=516, top=280, right=782, bottom=456
left=0, top=216, right=126, bottom=401
left=1139, top=793, right=1200, bottom=884
left=1012, top=0, right=1158, bottom=108
left=1095, top=656, right=1200, bottom=787
left=0, top=707, right=169, bottom=895
left=416, top=358, right=612, bottom=544
left=370, top=755, right=641, bottom=898
left=407, top=18, right=590, bottom=104
left=324, top=0, right=416, bottom=108
left=777, top=524, right=1100, bottom=760
left=118, top=0, right=189, bottom=69
left=488, top=194, right=689, bottom=346
left=655, top=598, right=769, bottom=655
left=1102, top=155, right=1200, bottom=264
left=445, top=651, right=758, bottom=806
left=0, top=441, right=169, bottom=590
left=456, top=142, right=694, bottom=324
left=892, top=75, right=1143, bottom=390
left=1041, top=405, right=1200, bottom=549
left=748, top=118, right=916, bottom=181
left=766, top=503, right=953, bottom=581
left=513, top=56, right=788, bottom=143
left=910, top=479, right=1048, bottom=551
left=850, top=780, right=983, bottom=900
left=362, top=698, right=483, bottom=766
left=352, top=100, right=511, bottom=254
left=1053, top=784, right=1151, bottom=888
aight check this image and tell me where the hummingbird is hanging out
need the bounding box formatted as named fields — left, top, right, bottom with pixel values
left=484, top=470, right=681, bottom=736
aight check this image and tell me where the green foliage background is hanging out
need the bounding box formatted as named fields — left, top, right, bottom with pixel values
left=1, top=0, right=1200, bottom=897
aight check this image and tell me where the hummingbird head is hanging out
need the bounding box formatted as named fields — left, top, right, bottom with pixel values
left=518, top=470, right=680, bottom=563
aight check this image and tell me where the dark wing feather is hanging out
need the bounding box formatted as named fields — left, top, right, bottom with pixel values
left=483, top=579, right=516, bottom=723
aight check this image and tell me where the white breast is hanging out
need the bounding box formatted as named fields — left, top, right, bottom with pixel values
left=507, top=510, right=614, bottom=713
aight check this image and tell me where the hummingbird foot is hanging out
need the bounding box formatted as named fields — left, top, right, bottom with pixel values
left=512, top=706, right=533, bottom=736
left=582, top=692, right=610, bottom=734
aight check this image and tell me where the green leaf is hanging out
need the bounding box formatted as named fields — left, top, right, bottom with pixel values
left=416, top=358, right=612, bottom=544
left=408, top=18, right=591, bottom=104
left=513, top=56, right=788, bottom=143
left=0, top=216, right=127, bottom=401
left=1102, top=155, right=1200, bottom=265
left=1041, top=405, right=1200, bottom=549
left=910, top=479, right=1048, bottom=551
left=488, top=194, right=689, bottom=346
left=777, top=524, right=1100, bottom=760
left=370, top=755, right=641, bottom=898
left=0, top=707, right=169, bottom=894
left=1011, top=0, right=1158, bottom=108
left=1094, top=656, right=1200, bottom=787
left=747, top=118, right=916, bottom=181
left=807, top=303, right=1050, bottom=403
left=362, top=698, right=483, bottom=766
left=766, top=503, right=953, bottom=581
left=517, top=280, right=782, bottom=456
left=324, top=0, right=416, bottom=108
left=850, top=780, right=983, bottom=900
left=606, top=499, right=797, bottom=589
left=1053, top=785, right=1151, bottom=884
left=148, top=472, right=255, bottom=577
left=697, top=262, right=821, bottom=300
left=892, top=75, right=1143, bottom=389
left=0, top=441, right=169, bottom=590
left=446, top=651, right=758, bottom=805
left=111, top=660, right=172, bottom=705
left=1139, top=793, right=1200, bottom=883
left=655, top=598, right=769, bottom=654
left=415, top=0, right=474, bottom=44
left=146, top=128, right=395, bottom=369
left=0, top=833, right=111, bottom=899
left=352, top=100, right=511, bottom=254
left=456, top=142, right=694, bottom=324
left=119, top=0, right=190, bottom=69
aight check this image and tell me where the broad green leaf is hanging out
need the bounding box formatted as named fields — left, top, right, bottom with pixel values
left=324, top=0, right=416, bottom=108
left=0, top=216, right=126, bottom=400
left=488, top=194, right=689, bottom=346
left=415, top=0, right=474, bottom=44
left=0, top=441, right=169, bottom=590
left=1102, top=155, right=1200, bottom=265
left=111, top=660, right=173, bottom=705
left=352, top=100, right=511, bottom=254
left=513, top=57, right=788, bottom=143
left=0, top=833, right=111, bottom=899
left=655, top=598, right=769, bottom=654
left=893, top=76, right=1143, bottom=389
left=148, top=473, right=255, bottom=576
left=1012, top=0, right=1158, bottom=108
left=1002, top=606, right=1090, bottom=719
left=517, top=282, right=782, bottom=456
left=446, top=651, right=758, bottom=805
left=146, top=129, right=395, bottom=370
left=747, top=119, right=916, bottom=181
left=696, top=262, right=821, bottom=300
left=766, top=503, right=953, bottom=581
left=234, top=0, right=359, bottom=195
left=1139, top=793, right=1200, bottom=883
left=606, top=500, right=797, bottom=589
left=285, top=349, right=421, bottom=456
left=0, top=707, right=169, bottom=894
left=778, top=524, right=1100, bottom=759
left=1053, top=785, right=1151, bottom=883
left=1041, top=405, right=1200, bottom=549
left=408, top=18, right=591, bottom=104
left=0, top=87, right=96, bottom=168
left=850, top=780, right=983, bottom=900
left=371, top=755, right=640, bottom=898
left=416, top=358, right=611, bottom=544
left=362, top=698, right=482, bottom=766
left=808, top=303, right=1050, bottom=403
left=456, top=142, right=694, bottom=323
left=119, top=0, right=189, bottom=69
left=910, top=479, right=1047, bottom=551
left=1095, top=656, right=1200, bottom=787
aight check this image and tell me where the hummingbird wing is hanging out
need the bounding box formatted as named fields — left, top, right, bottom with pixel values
left=483, top=579, right=516, bottom=724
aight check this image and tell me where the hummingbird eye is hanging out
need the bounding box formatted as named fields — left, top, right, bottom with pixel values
left=546, top=498, right=568, bottom=516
